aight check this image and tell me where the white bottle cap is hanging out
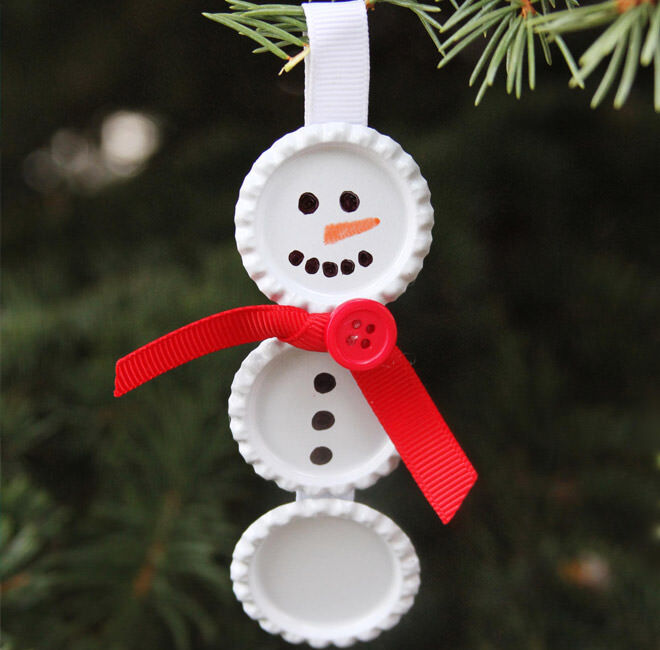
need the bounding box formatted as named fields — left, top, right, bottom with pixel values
left=235, top=123, right=434, bottom=312
left=231, top=499, right=420, bottom=647
left=228, top=339, right=399, bottom=496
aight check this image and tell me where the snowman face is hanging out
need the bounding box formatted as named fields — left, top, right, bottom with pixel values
left=228, top=340, right=399, bottom=495
left=235, top=123, right=434, bottom=312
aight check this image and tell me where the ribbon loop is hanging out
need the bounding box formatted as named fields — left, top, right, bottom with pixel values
left=303, top=0, right=370, bottom=126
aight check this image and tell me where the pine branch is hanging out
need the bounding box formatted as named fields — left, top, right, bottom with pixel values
left=205, top=0, right=659, bottom=110
left=8, top=382, right=243, bottom=650
left=204, top=2, right=308, bottom=60
left=204, top=0, right=444, bottom=61
left=534, top=0, right=659, bottom=110
left=1, top=473, right=68, bottom=624
left=1, top=244, right=262, bottom=650
left=432, top=0, right=584, bottom=103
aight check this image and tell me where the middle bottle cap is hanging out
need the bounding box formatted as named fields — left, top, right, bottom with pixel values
left=228, top=339, right=400, bottom=496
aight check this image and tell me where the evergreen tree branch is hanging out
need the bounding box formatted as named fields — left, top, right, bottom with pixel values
left=535, top=0, right=659, bottom=110
left=205, top=0, right=659, bottom=110
left=204, top=0, right=443, bottom=60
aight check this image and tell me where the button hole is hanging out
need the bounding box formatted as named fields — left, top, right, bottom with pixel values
left=361, top=339, right=371, bottom=349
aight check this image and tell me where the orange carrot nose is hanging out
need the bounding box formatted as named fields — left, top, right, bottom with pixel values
left=323, top=217, right=380, bottom=245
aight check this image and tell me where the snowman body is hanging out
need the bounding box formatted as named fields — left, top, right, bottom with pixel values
left=228, top=123, right=434, bottom=646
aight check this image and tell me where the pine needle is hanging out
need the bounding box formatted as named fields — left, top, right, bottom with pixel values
left=469, top=16, right=510, bottom=86
left=438, top=12, right=508, bottom=68
left=614, top=17, right=642, bottom=108
left=553, top=33, right=584, bottom=87
left=591, top=34, right=627, bottom=107
left=278, top=44, right=309, bottom=75
left=507, top=20, right=526, bottom=94
left=486, top=17, right=518, bottom=87
left=527, top=21, right=537, bottom=89
left=640, top=2, right=660, bottom=66
left=654, top=39, right=660, bottom=111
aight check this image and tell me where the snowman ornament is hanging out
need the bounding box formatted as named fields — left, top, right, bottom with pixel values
left=115, top=2, right=477, bottom=646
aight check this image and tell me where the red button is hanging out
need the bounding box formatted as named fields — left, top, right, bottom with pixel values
left=326, top=299, right=397, bottom=371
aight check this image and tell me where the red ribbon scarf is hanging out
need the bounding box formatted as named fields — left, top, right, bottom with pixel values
left=114, top=303, right=477, bottom=523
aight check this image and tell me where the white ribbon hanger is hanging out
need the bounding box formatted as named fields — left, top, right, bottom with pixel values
left=303, top=0, right=370, bottom=126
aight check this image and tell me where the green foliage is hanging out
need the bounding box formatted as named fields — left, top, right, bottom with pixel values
left=2, top=245, right=262, bottom=650
left=204, top=0, right=443, bottom=60
left=204, top=1, right=308, bottom=60
left=1, top=474, right=68, bottom=606
left=205, top=0, right=660, bottom=110
left=535, top=0, right=660, bottom=109
left=437, top=0, right=583, bottom=104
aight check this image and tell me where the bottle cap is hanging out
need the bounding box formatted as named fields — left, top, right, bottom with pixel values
left=231, top=499, right=420, bottom=647
left=228, top=339, right=399, bottom=496
left=235, top=123, right=434, bottom=312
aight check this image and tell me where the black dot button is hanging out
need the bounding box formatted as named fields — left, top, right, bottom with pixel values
left=311, top=410, right=335, bottom=430
left=310, top=446, right=333, bottom=465
left=314, top=373, right=336, bottom=393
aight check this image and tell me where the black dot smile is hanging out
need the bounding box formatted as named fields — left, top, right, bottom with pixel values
left=289, top=250, right=373, bottom=275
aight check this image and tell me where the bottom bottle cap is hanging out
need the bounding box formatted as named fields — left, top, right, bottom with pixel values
left=231, top=499, right=420, bottom=647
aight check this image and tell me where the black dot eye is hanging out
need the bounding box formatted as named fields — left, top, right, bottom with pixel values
left=340, top=191, right=359, bottom=212
left=299, top=192, right=319, bottom=214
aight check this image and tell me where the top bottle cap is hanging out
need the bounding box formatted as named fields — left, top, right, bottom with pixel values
left=235, top=123, right=434, bottom=312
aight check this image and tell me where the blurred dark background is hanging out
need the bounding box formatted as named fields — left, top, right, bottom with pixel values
left=2, top=1, right=659, bottom=649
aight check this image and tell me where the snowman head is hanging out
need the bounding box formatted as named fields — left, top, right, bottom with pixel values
left=235, top=123, right=434, bottom=312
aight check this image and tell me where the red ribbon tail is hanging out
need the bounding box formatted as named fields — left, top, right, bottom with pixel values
left=114, top=305, right=311, bottom=397
left=353, top=347, right=477, bottom=523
